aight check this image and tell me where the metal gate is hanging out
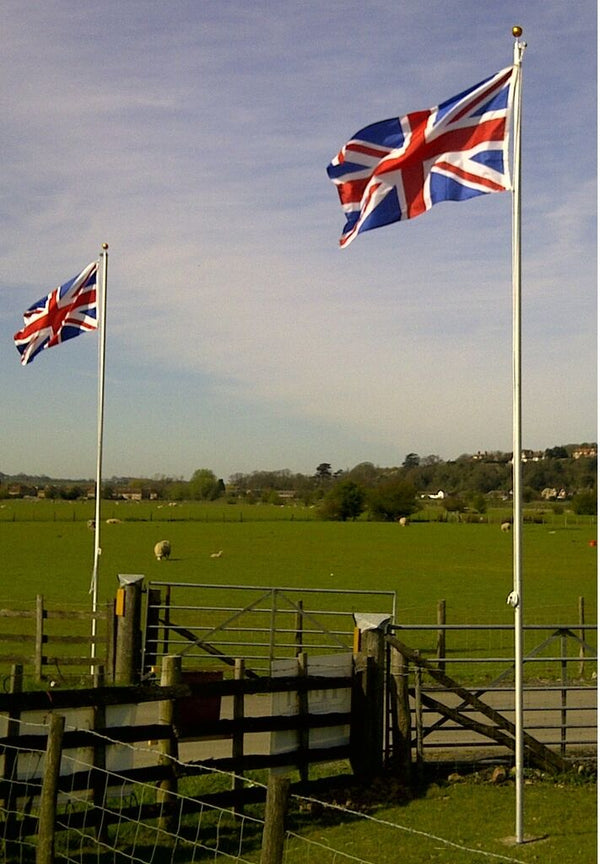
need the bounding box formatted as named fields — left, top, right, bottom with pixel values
left=142, top=581, right=396, bottom=675
left=388, top=621, right=597, bottom=763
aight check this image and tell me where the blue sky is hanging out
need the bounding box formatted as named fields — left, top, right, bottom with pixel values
left=1, top=1, right=596, bottom=481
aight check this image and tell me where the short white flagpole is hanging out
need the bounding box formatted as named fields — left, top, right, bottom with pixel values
left=90, top=243, right=109, bottom=675
left=510, top=27, right=526, bottom=844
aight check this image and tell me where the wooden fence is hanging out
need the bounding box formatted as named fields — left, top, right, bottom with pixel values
left=0, top=620, right=586, bottom=863
left=0, top=595, right=114, bottom=685
left=0, top=651, right=382, bottom=863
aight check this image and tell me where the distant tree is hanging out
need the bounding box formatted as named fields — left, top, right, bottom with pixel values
left=319, top=480, right=366, bottom=521
left=544, top=446, right=569, bottom=459
left=421, top=454, right=443, bottom=466
left=165, top=480, right=189, bottom=501
left=402, top=453, right=420, bottom=469
left=316, top=463, right=333, bottom=481
left=571, top=491, right=597, bottom=516
left=443, top=496, right=466, bottom=514
left=469, top=492, right=487, bottom=514
left=60, top=485, right=84, bottom=500
left=189, top=469, right=223, bottom=501
left=347, top=462, right=380, bottom=487
left=368, top=479, right=419, bottom=522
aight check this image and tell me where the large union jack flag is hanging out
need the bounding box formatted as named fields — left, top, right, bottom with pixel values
left=327, top=66, right=516, bottom=247
left=14, top=261, right=98, bottom=365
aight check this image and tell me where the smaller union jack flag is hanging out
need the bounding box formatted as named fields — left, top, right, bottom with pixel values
left=327, top=66, right=516, bottom=247
left=14, top=262, right=98, bottom=365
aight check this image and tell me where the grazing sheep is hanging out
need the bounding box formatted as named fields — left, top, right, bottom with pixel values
left=87, top=519, right=95, bottom=530
left=210, top=550, right=223, bottom=558
left=106, top=518, right=122, bottom=524
left=501, top=521, right=512, bottom=532
left=154, top=540, right=171, bottom=560
left=398, top=517, right=408, bottom=527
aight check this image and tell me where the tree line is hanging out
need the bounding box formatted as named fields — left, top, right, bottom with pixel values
left=3, top=444, right=596, bottom=521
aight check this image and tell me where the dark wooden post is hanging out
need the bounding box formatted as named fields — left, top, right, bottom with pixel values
left=158, top=655, right=181, bottom=834
left=114, top=577, right=144, bottom=685
left=106, top=599, right=116, bottom=684
left=350, top=616, right=388, bottom=779
left=260, top=774, right=290, bottom=864
left=297, top=653, right=309, bottom=784
left=232, top=658, right=245, bottom=810
left=389, top=644, right=411, bottom=782
left=36, top=713, right=65, bottom=864
left=436, top=599, right=446, bottom=673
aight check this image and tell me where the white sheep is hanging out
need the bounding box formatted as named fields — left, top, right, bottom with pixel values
left=398, top=517, right=408, bottom=527
left=106, top=518, right=122, bottom=524
left=501, top=521, right=512, bottom=532
left=154, top=540, right=171, bottom=560
left=210, top=550, right=223, bottom=558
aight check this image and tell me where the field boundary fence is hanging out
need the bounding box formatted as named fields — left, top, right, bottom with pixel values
left=1, top=713, right=537, bottom=864
left=0, top=595, right=113, bottom=686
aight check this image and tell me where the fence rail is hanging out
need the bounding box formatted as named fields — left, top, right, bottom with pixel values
left=0, top=595, right=114, bottom=685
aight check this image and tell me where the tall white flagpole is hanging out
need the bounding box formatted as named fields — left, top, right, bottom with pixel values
left=90, top=242, right=109, bottom=675
left=509, top=27, right=526, bottom=844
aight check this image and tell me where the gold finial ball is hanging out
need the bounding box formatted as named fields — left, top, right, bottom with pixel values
left=102, top=242, right=109, bottom=250
left=512, top=25, right=523, bottom=38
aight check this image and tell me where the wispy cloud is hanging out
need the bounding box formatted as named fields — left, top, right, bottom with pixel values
left=1, top=0, right=596, bottom=478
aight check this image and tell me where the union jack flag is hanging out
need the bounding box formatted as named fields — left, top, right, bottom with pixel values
left=14, top=261, right=98, bottom=365
left=327, top=66, right=516, bottom=247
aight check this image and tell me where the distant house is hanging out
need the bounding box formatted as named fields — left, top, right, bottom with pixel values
left=120, top=489, right=143, bottom=501
left=572, top=446, right=597, bottom=459
left=541, top=487, right=558, bottom=500
left=118, top=487, right=158, bottom=501
left=8, top=484, right=37, bottom=498
left=521, top=449, right=544, bottom=462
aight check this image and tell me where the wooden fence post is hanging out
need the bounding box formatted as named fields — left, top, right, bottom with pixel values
left=35, top=594, right=45, bottom=682
left=260, top=774, right=290, bottom=864
left=436, top=599, right=446, bottom=673
left=157, top=654, right=181, bottom=834
left=297, top=653, right=309, bottom=784
left=36, top=713, right=65, bottom=864
left=114, top=577, right=144, bottom=685
left=105, top=599, right=116, bottom=684
left=389, top=645, right=411, bottom=783
left=350, top=616, right=388, bottom=779
left=232, top=658, right=245, bottom=810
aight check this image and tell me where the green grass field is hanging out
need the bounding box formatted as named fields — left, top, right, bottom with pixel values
left=0, top=500, right=595, bottom=624
left=0, top=500, right=596, bottom=863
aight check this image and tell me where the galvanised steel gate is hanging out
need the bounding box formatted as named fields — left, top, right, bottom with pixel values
left=142, top=581, right=396, bottom=675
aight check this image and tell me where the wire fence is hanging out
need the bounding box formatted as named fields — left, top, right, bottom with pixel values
left=0, top=716, right=538, bottom=864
